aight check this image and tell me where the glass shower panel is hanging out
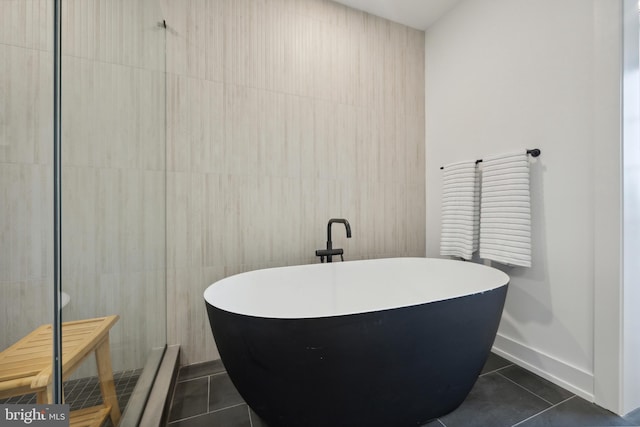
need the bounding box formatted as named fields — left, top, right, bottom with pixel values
left=61, top=0, right=166, bottom=421
left=0, top=0, right=55, bottom=406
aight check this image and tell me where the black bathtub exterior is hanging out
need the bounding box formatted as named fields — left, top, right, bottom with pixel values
left=206, top=284, right=508, bottom=427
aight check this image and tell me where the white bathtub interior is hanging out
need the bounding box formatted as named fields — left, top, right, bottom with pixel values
left=205, top=258, right=509, bottom=319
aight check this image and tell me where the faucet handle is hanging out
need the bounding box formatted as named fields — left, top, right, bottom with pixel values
left=315, top=248, right=344, bottom=257
left=315, top=248, right=344, bottom=263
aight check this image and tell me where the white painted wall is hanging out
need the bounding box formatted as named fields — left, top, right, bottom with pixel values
left=425, top=0, right=633, bottom=411
left=621, top=0, right=640, bottom=415
left=593, top=0, right=624, bottom=413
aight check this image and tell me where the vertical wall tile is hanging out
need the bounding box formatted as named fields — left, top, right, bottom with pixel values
left=163, top=0, right=426, bottom=365
left=167, top=74, right=191, bottom=172
left=1, top=0, right=426, bottom=369
left=2, top=0, right=167, bottom=376
left=0, top=164, right=53, bottom=350
left=139, top=69, right=166, bottom=171
left=204, top=0, right=224, bottom=83
left=0, top=0, right=55, bottom=355
left=223, top=84, right=259, bottom=175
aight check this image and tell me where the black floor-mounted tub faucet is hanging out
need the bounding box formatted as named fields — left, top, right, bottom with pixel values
left=316, top=218, right=351, bottom=263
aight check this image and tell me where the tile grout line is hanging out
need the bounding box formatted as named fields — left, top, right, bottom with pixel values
left=479, top=364, right=513, bottom=377
left=510, top=395, right=575, bottom=427
left=177, top=370, right=227, bottom=384
left=207, top=375, right=211, bottom=413
left=168, top=403, right=250, bottom=425
left=437, top=418, right=447, bottom=427
left=177, top=372, right=218, bottom=383
left=496, top=371, right=556, bottom=406
left=209, top=402, right=247, bottom=415
left=167, top=411, right=209, bottom=425
left=248, top=405, right=254, bottom=427
left=211, top=371, right=228, bottom=378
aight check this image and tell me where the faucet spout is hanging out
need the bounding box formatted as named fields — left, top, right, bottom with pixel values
left=324, top=218, right=351, bottom=262
left=327, top=218, right=352, bottom=245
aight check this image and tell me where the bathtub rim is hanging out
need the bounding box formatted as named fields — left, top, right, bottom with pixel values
left=204, top=257, right=510, bottom=320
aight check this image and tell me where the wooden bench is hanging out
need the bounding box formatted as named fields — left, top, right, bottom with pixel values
left=0, top=315, right=121, bottom=427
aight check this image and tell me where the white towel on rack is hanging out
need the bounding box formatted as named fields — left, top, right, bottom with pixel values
left=479, top=151, right=531, bottom=267
left=440, top=161, right=480, bottom=260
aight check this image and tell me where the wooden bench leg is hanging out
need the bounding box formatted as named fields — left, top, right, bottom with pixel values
left=36, top=387, right=51, bottom=404
left=95, top=336, right=121, bottom=426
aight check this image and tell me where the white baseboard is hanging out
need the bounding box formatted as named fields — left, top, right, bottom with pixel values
left=492, top=333, right=594, bottom=402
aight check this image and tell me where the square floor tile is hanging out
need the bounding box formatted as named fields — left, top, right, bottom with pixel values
left=168, top=404, right=251, bottom=427
left=210, top=373, right=245, bottom=411
left=481, top=352, right=512, bottom=375
left=625, top=407, right=640, bottom=425
left=169, top=377, right=209, bottom=422
left=498, top=365, right=574, bottom=405
left=439, top=372, right=550, bottom=427
left=516, top=396, right=636, bottom=427
left=178, top=360, right=226, bottom=381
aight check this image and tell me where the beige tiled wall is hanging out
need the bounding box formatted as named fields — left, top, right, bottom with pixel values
left=60, top=0, right=167, bottom=374
left=0, top=0, right=426, bottom=372
left=0, top=0, right=55, bottom=351
left=162, top=0, right=426, bottom=364
left=0, top=0, right=167, bottom=376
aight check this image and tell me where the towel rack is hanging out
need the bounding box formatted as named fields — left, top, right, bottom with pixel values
left=439, top=148, right=541, bottom=170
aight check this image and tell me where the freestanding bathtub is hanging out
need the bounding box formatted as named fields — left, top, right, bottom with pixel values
left=204, top=257, right=509, bottom=427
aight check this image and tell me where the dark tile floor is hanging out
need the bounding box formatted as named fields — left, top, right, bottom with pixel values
left=0, top=369, right=140, bottom=415
left=167, top=354, right=640, bottom=427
